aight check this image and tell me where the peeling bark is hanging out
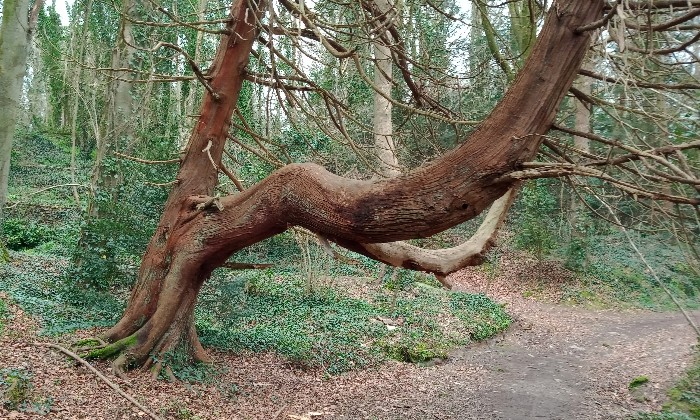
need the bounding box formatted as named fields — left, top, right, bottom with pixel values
left=97, top=0, right=604, bottom=370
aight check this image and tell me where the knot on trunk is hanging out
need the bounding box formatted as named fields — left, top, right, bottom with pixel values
left=195, top=193, right=224, bottom=212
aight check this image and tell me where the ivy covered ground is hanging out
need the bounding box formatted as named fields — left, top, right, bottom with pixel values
left=0, top=255, right=698, bottom=419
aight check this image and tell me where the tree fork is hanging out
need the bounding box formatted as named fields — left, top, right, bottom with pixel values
left=95, top=0, right=604, bottom=371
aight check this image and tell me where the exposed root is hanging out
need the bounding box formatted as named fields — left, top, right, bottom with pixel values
left=82, top=334, right=137, bottom=360
left=73, top=336, right=107, bottom=347
left=71, top=337, right=108, bottom=354
left=150, top=360, right=163, bottom=380
left=111, top=354, right=130, bottom=382
left=37, top=342, right=164, bottom=420
left=164, top=366, right=178, bottom=382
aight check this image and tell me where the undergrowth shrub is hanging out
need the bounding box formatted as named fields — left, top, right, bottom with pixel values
left=581, top=232, right=699, bottom=309
left=0, top=253, right=125, bottom=335
left=69, top=217, right=136, bottom=290
left=69, top=155, right=171, bottom=290
left=0, top=297, right=8, bottom=334
left=514, top=180, right=558, bottom=259
left=0, top=368, right=53, bottom=414
left=1, top=368, right=33, bottom=411
left=2, top=219, right=48, bottom=251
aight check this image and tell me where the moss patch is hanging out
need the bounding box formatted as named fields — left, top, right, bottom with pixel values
left=633, top=350, right=700, bottom=419
left=629, top=375, right=649, bottom=389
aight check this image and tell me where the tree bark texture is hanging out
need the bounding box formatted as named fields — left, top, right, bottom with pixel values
left=100, top=0, right=604, bottom=370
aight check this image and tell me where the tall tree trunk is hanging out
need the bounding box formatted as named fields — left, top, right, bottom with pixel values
left=88, top=0, right=137, bottom=217
left=508, top=0, right=538, bottom=65
left=181, top=0, right=209, bottom=147
left=373, top=0, right=400, bottom=177
left=0, top=0, right=44, bottom=229
left=95, top=0, right=604, bottom=372
left=573, top=62, right=592, bottom=155
left=568, top=60, right=592, bottom=242
left=66, top=0, right=93, bottom=206
left=28, top=35, right=48, bottom=127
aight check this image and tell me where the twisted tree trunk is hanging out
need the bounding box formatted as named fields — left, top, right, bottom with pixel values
left=97, top=0, right=604, bottom=371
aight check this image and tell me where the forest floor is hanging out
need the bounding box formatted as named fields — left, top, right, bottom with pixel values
left=1, top=264, right=698, bottom=420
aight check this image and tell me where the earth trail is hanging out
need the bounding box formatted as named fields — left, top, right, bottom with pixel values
left=336, top=297, right=698, bottom=419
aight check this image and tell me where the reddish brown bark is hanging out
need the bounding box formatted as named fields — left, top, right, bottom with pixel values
left=99, top=0, right=604, bottom=370
left=100, top=0, right=266, bottom=366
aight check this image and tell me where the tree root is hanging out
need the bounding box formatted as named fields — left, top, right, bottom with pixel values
left=71, top=336, right=108, bottom=354
left=36, top=342, right=164, bottom=420
left=73, top=336, right=107, bottom=347
left=81, top=334, right=137, bottom=360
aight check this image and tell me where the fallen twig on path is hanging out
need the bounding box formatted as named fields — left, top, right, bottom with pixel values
left=36, top=342, right=165, bottom=420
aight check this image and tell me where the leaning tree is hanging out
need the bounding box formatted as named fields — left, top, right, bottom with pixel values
left=82, top=0, right=700, bottom=373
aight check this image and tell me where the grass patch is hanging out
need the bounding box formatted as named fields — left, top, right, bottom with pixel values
left=197, top=268, right=511, bottom=374
left=3, top=251, right=511, bottom=374
left=632, top=349, right=700, bottom=420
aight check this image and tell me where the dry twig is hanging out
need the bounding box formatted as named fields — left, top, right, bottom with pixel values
left=36, top=342, right=165, bottom=420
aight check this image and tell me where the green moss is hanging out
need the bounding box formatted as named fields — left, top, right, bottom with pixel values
left=85, top=334, right=137, bottom=359
left=381, top=334, right=449, bottom=363
left=0, top=297, right=7, bottom=335
left=1, top=368, right=31, bottom=411
left=629, top=375, right=650, bottom=389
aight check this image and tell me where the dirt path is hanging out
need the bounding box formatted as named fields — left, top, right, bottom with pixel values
left=1, top=278, right=698, bottom=419
left=324, top=286, right=699, bottom=420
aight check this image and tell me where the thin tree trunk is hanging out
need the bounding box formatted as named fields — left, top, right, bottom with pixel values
left=68, top=41, right=85, bottom=207
left=181, top=0, right=209, bottom=147
left=96, top=0, right=604, bottom=372
left=568, top=60, right=592, bottom=242
left=373, top=0, right=400, bottom=177
left=0, top=0, right=45, bottom=226
left=88, top=0, right=137, bottom=217
left=67, top=0, right=93, bottom=206
left=508, top=0, right=538, bottom=64
left=573, top=62, right=592, bottom=156
left=28, top=36, right=49, bottom=127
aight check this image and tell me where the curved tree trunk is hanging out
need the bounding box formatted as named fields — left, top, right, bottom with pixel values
left=98, top=0, right=604, bottom=371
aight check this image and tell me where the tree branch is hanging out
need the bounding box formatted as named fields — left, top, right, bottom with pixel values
left=356, top=188, right=518, bottom=282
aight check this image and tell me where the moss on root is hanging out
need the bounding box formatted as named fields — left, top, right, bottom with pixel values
left=83, top=335, right=137, bottom=360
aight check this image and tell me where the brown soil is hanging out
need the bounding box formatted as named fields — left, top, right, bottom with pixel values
left=1, top=264, right=698, bottom=420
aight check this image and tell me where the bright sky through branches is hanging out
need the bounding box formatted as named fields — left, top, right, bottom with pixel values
left=56, top=0, right=73, bottom=26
